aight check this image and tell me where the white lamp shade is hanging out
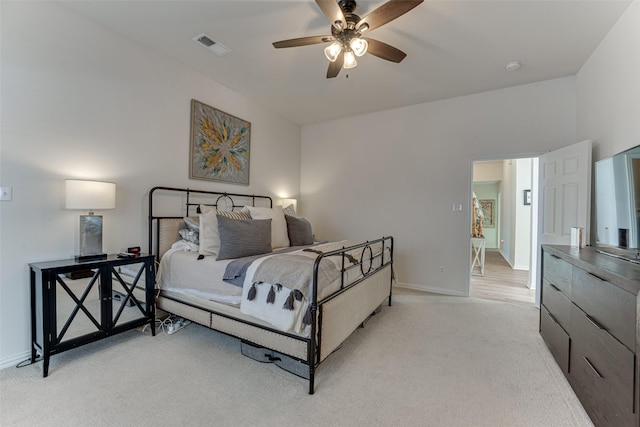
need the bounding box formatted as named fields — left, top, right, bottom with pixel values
left=350, top=38, right=368, bottom=57
left=324, top=42, right=342, bottom=62
left=343, top=51, right=357, bottom=69
left=65, top=179, right=116, bottom=210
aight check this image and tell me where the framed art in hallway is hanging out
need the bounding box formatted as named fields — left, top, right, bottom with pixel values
left=189, top=99, right=251, bottom=185
left=479, top=199, right=495, bottom=228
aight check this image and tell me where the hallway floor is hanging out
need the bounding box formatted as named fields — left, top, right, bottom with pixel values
left=471, top=250, right=535, bottom=305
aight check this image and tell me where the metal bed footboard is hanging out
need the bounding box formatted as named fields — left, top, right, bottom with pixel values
left=308, top=236, right=393, bottom=393
left=148, top=186, right=393, bottom=394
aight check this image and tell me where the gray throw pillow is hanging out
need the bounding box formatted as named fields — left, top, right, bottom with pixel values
left=216, top=215, right=272, bottom=260
left=285, top=215, right=313, bottom=246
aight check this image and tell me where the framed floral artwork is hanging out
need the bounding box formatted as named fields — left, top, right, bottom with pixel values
left=189, top=99, right=251, bottom=185
left=479, top=199, right=495, bottom=228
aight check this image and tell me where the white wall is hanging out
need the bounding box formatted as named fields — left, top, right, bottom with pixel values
left=0, top=2, right=301, bottom=367
left=513, top=158, right=532, bottom=270
left=501, top=160, right=514, bottom=264
left=301, top=78, right=576, bottom=295
left=473, top=161, right=503, bottom=182
left=577, top=0, right=640, bottom=160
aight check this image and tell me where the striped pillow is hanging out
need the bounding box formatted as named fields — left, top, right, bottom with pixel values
left=283, top=204, right=297, bottom=217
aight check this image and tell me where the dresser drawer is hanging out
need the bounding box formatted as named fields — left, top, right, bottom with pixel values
left=569, top=303, right=635, bottom=427
left=571, top=267, right=636, bottom=350
left=540, top=305, right=569, bottom=375
left=541, top=279, right=571, bottom=327
left=542, top=251, right=572, bottom=295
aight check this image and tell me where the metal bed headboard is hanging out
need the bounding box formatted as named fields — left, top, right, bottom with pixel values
left=148, top=186, right=273, bottom=263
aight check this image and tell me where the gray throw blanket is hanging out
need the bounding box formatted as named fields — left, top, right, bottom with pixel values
left=223, top=245, right=313, bottom=287
left=244, top=241, right=362, bottom=324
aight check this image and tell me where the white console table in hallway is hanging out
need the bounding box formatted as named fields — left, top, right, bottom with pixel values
left=471, top=237, right=485, bottom=276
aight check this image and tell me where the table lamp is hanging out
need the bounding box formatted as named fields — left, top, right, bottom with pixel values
left=65, top=179, right=116, bottom=261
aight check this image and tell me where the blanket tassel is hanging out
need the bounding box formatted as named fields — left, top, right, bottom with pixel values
left=267, top=285, right=276, bottom=304
left=302, top=307, right=312, bottom=326
left=283, top=291, right=294, bottom=310
left=247, top=282, right=259, bottom=301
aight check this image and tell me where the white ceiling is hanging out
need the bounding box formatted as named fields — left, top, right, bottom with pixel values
left=60, top=0, right=631, bottom=126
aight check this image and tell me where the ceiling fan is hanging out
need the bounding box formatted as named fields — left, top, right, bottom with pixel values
left=273, top=0, right=424, bottom=78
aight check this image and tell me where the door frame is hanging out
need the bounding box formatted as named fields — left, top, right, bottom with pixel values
left=467, top=153, right=543, bottom=300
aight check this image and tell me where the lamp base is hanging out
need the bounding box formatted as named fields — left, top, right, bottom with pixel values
left=77, top=214, right=105, bottom=263
left=75, top=253, right=107, bottom=262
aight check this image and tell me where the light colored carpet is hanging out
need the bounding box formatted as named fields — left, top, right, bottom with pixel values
left=0, top=293, right=592, bottom=426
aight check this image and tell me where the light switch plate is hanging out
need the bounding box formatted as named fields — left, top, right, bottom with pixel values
left=1, top=187, right=12, bottom=201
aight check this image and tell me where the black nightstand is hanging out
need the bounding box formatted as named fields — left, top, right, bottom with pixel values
left=29, top=254, right=155, bottom=376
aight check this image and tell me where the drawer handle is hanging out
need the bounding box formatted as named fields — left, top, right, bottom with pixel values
left=583, top=356, right=603, bottom=378
left=548, top=283, right=560, bottom=292
left=587, top=272, right=605, bottom=282
left=546, top=311, right=559, bottom=325
left=584, top=313, right=604, bottom=330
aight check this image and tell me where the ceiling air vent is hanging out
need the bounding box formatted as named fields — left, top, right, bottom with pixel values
left=193, top=33, right=231, bottom=56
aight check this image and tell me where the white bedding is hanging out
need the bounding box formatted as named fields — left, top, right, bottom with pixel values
left=157, top=247, right=243, bottom=305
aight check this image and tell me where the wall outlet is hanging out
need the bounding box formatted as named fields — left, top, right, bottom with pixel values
left=0, top=187, right=12, bottom=201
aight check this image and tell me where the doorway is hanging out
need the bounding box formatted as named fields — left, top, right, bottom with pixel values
left=469, top=158, right=538, bottom=305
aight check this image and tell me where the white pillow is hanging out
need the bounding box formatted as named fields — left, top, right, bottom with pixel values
left=244, top=205, right=290, bottom=248
left=198, top=205, right=251, bottom=257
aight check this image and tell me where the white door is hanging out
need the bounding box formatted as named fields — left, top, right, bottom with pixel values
left=534, top=139, right=592, bottom=307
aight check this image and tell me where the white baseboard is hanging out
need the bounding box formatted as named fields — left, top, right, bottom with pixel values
left=0, top=350, right=32, bottom=371
left=394, top=282, right=467, bottom=297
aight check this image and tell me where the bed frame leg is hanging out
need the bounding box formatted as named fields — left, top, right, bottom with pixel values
left=309, top=372, right=315, bottom=394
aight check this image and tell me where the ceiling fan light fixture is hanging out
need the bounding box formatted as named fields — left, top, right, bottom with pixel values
left=350, top=37, right=368, bottom=56
left=357, top=23, right=369, bottom=33
left=272, top=0, right=423, bottom=78
left=324, top=42, right=343, bottom=62
left=343, top=50, right=357, bottom=69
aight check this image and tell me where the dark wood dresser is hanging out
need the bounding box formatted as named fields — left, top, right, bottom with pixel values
left=540, top=245, right=640, bottom=427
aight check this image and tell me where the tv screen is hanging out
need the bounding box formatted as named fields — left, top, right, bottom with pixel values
left=595, top=145, right=640, bottom=250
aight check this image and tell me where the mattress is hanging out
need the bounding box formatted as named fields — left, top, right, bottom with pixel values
left=156, top=248, right=243, bottom=305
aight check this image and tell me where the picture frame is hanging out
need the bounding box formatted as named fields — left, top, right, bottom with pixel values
left=479, top=199, right=495, bottom=228
left=189, top=99, right=251, bottom=185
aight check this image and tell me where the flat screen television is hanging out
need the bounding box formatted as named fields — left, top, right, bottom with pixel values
left=594, top=144, right=640, bottom=261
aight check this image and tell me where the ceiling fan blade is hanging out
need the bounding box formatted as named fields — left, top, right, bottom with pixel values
left=364, top=38, right=407, bottom=63
left=357, top=0, right=424, bottom=33
left=327, top=52, right=344, bottom=78
left=316, top=0, right=347, bottom=29
left=273, top=35, right=334, bottom=49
